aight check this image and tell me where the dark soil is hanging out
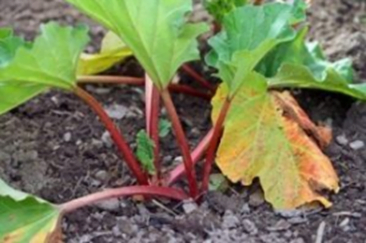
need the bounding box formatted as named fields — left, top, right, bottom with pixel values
left=1, top=0, right=366, bottom=242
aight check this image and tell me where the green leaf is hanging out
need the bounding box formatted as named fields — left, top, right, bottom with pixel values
left=0, top=22, right=89, bottom=90
left=136, top=130, right=156, bottom=175
left=159, top=119, right=172, bottom=138
left=206, top=1, right=300, bottom=97
left=77, top=31, right=133, bottom=75
left=203, top=0, right=248, bottom=23
left=66, top=0, right=209, bottom=89
left=209, top=173, right=229, bottom=192
left=0, top=29, right=47, bottom=115
left=0, top=179, right=61, bottom=243
left=259, top=28, right=366, bottom=100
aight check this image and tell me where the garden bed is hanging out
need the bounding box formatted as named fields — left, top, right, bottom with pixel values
left=1, top=0, right=366, bottom=242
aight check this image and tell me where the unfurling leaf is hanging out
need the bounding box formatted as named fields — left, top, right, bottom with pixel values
left=77, top=31, right=132, bottom=75
left=136, top=130, right=156, bottom=175
left=206, top=1, right=302, bottom=97
left=158, top=119, right=172, bottom=138
left=0, top=28, right=46, bottom=115
left=203, top=0, right=248, bottom=23
left=0, top=22, right=89, bottom=90
left=0, top=179, right=62, bottom=243
left=66, top=0, right=209, bottom=89
left=209, top=173, right=229, bottom=192
left=212, top=72, right=339, bottom=209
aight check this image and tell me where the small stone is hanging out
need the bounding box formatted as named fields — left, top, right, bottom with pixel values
left=182, top=200, right=198, bottom=214
left=101, top=131, right=113, bottom=148
left=96, top=198, right=120, bottom=212
left=266, top=219, right=291, bottom=231
left=242, top=219, right=258, bottom=235
left=240, top=203, right=251, bottom=214
left=349, top=140, right=364, bottom=150
left=95, top=170, right=109, bottom=182
left=339, top=218, right=349, bottom=228
left=290, top=238, right=305, bottom=243
left=336, top=134, right=348, bottom=145
left=105, top=104, right=128, bottom=120
left=249, top=190, right=265, bottom=207
left=63, top=132, right=72, bottom=142
left=222, top=210, right=240, bottom=229
left=91, top=139, right=103, bottom=149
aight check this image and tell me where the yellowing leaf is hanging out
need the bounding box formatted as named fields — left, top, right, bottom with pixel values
left=0, top=179, right=62, bottom=243
left=77, top=31, right=132, bottom=75
left=212, top=72, right=339, bottom=209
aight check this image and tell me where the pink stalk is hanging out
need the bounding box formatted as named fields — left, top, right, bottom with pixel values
left=201, top=98, right=231, bottom=192
left=168, top=84, right=213, bottom=100
left=77, top=75, right=144, bottom=85
left=181, top=64, right=215, bottom=92
left=167, top=129, right=214, bottom=186
left=60, top=186, right=188, bottom=214
left=160, top=89, right=198, bottom=198
left=74, top=86, right=148, bottom=185
left=145, top=74, right=161, bottom=180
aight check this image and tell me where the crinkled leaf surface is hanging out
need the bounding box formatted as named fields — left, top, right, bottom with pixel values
left=77, top=31, right=132, bottom=75
left=66, top=0, right=208, bottom=89
left=136, top=130, right=156, bottom=175
left=256, top=27, right=366, bottom=100
left=0, top=179, right=61, bottom=243
left=0, top=29, right=46, bottom=115
left=212, top=72, right=339, bottom=209
left=206, top=1, right=301, bottom=97
left=0, top=22, right=89, bottom=90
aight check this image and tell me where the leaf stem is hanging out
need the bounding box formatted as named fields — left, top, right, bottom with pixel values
left=201, top=98, right=231, bottom=192
left=59, top=186, right=188, bottom=214
left=145, top=75, right=161, bottom=181
left=77, top=75, right=211, bottom=100
left=74, top=86, right=148, bottom=185
left=181, top=64, right=215, bottom=91
left=167, top=129, right=214, bottom=185
left=77, top=75, right=144, bottom=85
left=160, top=89, right=198, bottom=198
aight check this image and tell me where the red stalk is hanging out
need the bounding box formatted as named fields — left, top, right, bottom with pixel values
left=181, top=64, right=215, bottom=92
left=74, top=86, right=148, bottom=185
left=201, top=98, right=231, bottom=192
left=78, top=75, right=144, bottom=85
left=77, top=75, right=211, bottom=100
left=167, top=129, right=214, bottom=186
left=160, top=89, right=198, bottom=198
left=60, top=186, right=188, bottom=214
left=168, top=84, right=212, bottom=100
left=145, top=75, right=161, bottom=181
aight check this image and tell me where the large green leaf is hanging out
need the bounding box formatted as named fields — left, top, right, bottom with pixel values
left=66, top=0, right=208, bottom=89
left=0, top=29, right=46, bottom=115
left=0, top=179, right=61, bottom=243
left=206, top=1, right=300, bottom=97
left=0, top=22, right=89, bottom=90
left=260, top=28, right=366, bottom=100
left=77, top=31, right=133, bottom=75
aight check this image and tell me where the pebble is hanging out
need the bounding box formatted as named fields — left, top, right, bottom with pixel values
left=266, top=219, right=291, bottom=231
left=101, top=131, right=113, bottom=148
left=63, top=132, right=72, bottom=142
left=349, top=140, right=364, bottom=150
left=249, top=190, right=265, bottom=207
left=95, top=170, right=109, bottom=182
left=105, top=104, right=128, bottom=120
left=242, top=219, right=258, bottom=235
left=335, top=134, right=348, bottom=145
left=222, top=210, right=240, bottom=229
left=182, top=200, right=198, bottom=214
left=96, top=198, right=120, bottom=212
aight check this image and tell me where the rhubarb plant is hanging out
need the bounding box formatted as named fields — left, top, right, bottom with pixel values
left=0, top=0, right=365, bottom=241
